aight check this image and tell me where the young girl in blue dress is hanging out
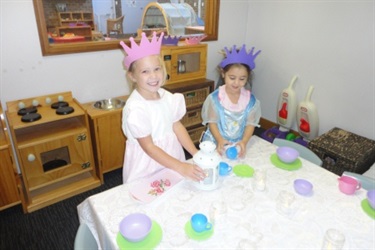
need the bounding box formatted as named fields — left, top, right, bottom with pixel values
left=201, top=44, right=262, bottom=158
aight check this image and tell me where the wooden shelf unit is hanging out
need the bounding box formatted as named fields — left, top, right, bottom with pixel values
left=6, top=92, right=100, bottom=213
left=58, top=12, right=94, bottom=29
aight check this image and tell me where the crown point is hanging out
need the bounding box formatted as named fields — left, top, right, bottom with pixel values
left=220, top=44, right=261, bottom=70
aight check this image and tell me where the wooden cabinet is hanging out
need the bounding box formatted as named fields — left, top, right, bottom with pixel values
left=6, top=92, right=100, bottom=213
left=164, top=78, right=214, bottom=144
left=82, top=97, right=128, bottom=182
left=0, top=103, right=20, bottom=211
left=161, top=44, right=207, bottom=85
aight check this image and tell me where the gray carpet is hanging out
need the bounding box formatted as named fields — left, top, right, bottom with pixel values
left=0, top=168, right=122, bottom=250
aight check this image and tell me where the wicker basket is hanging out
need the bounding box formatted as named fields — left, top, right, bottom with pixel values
left=181, top=108, right=202, bottom=128
left=308, top=127, right=375, bottom=175
left=182, top=87, right=210, bottom=109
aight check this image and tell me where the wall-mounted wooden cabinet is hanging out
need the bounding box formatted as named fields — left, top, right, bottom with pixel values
left=161, top=44, right=207, bottom=85
left=0, top=103, right=20, bottom=211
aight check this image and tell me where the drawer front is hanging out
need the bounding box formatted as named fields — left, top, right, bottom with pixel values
left=188, top=126, right=206, bottom=144
left=181, top=108, right=203, bottom=128
left=183, top=87, right=209, bottom=109
left=18, top=132, right=93, bottom=189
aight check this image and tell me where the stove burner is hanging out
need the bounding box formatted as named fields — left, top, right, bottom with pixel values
left=51, top=101, right=69, bottom=109
left=56, top=106, right=74, bottom=115
left=21, top=113, right=42, bottom=122
left=18, top=107, right=37, bottom=116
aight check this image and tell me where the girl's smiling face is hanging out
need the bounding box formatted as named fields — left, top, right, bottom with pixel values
left=128, top=55, right=165, bottom=99
left=222, top=64, right=249, bottom=94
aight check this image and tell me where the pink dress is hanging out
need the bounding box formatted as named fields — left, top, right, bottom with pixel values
left=122, top=88, right=186, bottom=183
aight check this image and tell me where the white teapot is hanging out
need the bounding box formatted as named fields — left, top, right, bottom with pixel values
left=193, top=141, right=221, bottom=190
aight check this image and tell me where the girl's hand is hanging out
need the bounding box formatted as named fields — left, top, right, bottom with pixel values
left=236, top=141, right=247, bottom=158
left=217, top=139, right=231, bottom=156
left=178, top=162, right=206, bottom=182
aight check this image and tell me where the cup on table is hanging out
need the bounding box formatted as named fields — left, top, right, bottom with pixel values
left=191, top=213, right=212, bottom=233
left=253, top=169, right=267, bottom=191
left=321, top=228, right=345, bottom=250
left=338, top=176, right=361, bottom=195
left=276, top=190, right=296, bottom=216
left=209, top=201, right=227, bottom=225
left=219, top=162, right=232, bottom=176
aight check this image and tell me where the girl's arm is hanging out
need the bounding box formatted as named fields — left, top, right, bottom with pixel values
left=236, top=125, right=255, bottom=157
left=208, top=123, right=230, bottom=155
left=173, top=121, right=198, bottom=157
left=137, top=135, right=205, bottom=182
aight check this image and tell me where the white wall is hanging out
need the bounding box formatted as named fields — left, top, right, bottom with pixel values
left=1, top=1, right=374, bottom=140
left=247, top=1, right=374, bottom=140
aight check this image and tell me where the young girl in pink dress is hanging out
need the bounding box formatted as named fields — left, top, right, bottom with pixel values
left=119, top=33, right=205, bottom=183
left=201, top=44, right=262, bottom=158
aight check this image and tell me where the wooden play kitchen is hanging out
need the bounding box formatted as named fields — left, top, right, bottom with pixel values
left=6, top=92, right=100, bottom=213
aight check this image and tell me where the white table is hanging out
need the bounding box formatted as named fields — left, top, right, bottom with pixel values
left=77, top=136, right=374, bottom=249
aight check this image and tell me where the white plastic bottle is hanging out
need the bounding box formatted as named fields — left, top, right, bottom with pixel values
left=277, top=75, right=298, bottom=131
left=296, top=86, right=319, bottom=141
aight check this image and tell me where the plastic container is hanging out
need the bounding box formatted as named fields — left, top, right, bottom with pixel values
left=296, top=86, right=319, bottom=141
left=277, top=75, right=298, bottom=131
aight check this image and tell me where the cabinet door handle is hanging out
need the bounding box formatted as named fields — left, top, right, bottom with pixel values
left=77, top=134, right=87, bottom=142
left=81, top=162, right=91, bottom=169
left=27, top=154, right=36, bottom=162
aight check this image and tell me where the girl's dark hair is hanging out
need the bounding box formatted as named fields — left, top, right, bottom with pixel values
left=216, top=63, right=253, bottom=90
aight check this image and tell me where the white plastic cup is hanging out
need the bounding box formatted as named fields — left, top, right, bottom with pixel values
left=321, top=228, right=345, bottom=250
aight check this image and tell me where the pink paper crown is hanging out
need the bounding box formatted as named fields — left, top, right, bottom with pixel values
left=220, top=44, right=261, bottom=70
left=120, top=32, right=164, bottom=69
left=162, top=35, right=181, bottom=45
left=185, top=34, right=207, bottom=45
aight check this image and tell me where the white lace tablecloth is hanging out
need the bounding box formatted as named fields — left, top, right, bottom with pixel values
left=77, top=136, right=375, bottom=249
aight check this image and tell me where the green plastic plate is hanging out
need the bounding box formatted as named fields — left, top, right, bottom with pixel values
left=233, top=164, right=254, bottom=177
left=117, top=220, right=162, bottom=249
left=270, top=153, right=302, bottom=171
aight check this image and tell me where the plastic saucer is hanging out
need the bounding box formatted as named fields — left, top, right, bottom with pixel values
left=233, top=164, right=254, bottom=177
left=361, top=199, right=375, bottom=219
left=116, top=220, right=162, bottom=249
left=270, top=153, right=302, bottom=171
left=184, top=221, right=214, bottom=241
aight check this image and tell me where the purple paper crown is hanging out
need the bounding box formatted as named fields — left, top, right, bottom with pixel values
left=220, top=44, right=261, bottom=70
left=162, top=35, right=181, bottom=45
left=120, top=32, right=164, bottom=69
left=185, top=34, right=207, bottom=45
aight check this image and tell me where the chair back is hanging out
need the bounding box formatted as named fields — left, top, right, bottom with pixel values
left=273, top=138, right=323, bottom=166
left=74, top=223, right=98, bottom=250
left=107, top=15, right=124, bottom=36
